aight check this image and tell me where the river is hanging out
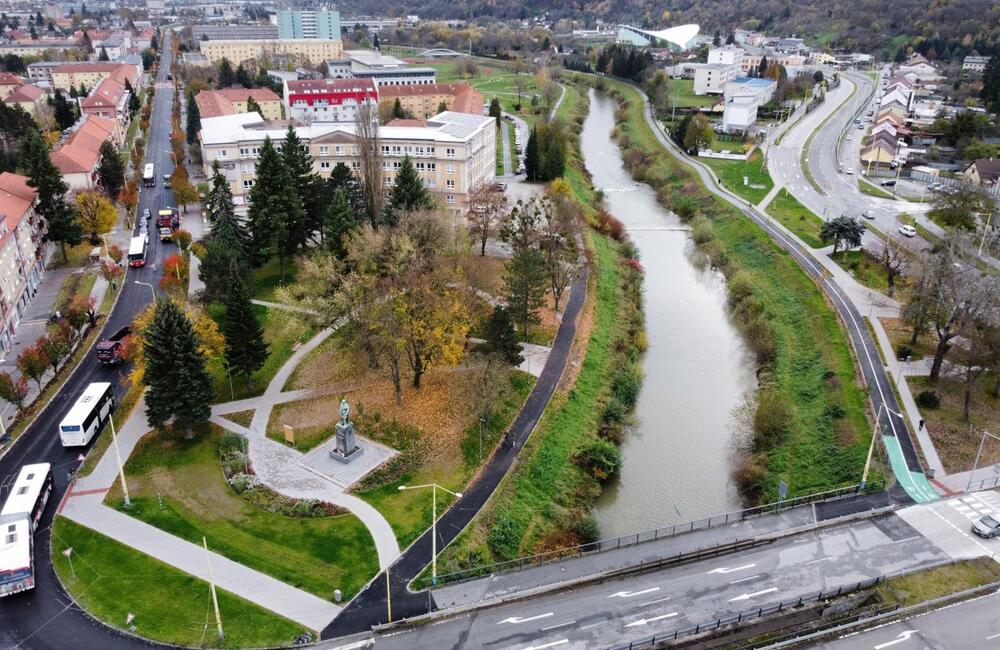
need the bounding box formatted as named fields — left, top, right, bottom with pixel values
left=583, top=90, right=757, bottom=537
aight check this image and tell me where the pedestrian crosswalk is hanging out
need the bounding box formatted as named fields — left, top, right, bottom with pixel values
left=948, top=493, right=1000, bottom=521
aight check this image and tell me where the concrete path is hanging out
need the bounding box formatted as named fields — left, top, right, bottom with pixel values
left=499, top=120, right=513, bottom=176
left=548, top=83, right=567, bottom=121
left=251, top=298, right=317, bottom=315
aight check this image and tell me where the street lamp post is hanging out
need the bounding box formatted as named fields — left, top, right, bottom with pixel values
left=134, top=280, right=156, bottom=303
left=966, top=429, right=1000, bottom=493
left=109, top=410, right=131, bottom=508
left=863, top=401, right=903, bottom=490
left=398, top=483, right=463, bottom=584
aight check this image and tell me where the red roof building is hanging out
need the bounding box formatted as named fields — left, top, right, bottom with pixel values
left=283, top=78, right=379, bottom=123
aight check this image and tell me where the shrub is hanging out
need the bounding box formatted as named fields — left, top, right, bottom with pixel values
left=824, top=404, right=846, bottom=419
left=574, top=516, right=601, bottom=545
left=611, top=364, right=642, bottom=408
left=895, top=344, right=913, bottom=361
left=576, top=438, right=622, bottom=481
left=753, top=390, right=791, bottom=449
left=487, top=512, right=524, bottom=560
left=917, top=390, right=941, bottom=409
left=726, top=271, right=754, bottom=308
left=601, top=396, right=628, bottom=425
left=690, top=215, right=714, bottom=245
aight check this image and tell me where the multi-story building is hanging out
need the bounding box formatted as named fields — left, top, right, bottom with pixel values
left=199, top=110, right=495, bottom=212
left=722, top=76, right=776, bottom=132
left=963, top=55, right=989, bottom=74
left=52, top=115, right=117, bottom=190
left=192, top=25, right=278, bottom=41
left=199, top=39, right=343, bottom=66
left=740, top=51, right=807, bottom=74
left=26, top=61, right=58, bottom=83
left=707, top=45, right=743, bottom=66
left=6, top=84, right=46, bottom=117
left=277, top=10, right=342, bottom=40
left=0, top=73, right=23, bottom=100
left=283, top=78, right=379, bottom=123
left=378, top=83, right=483, bottom=119
left=0, top=172, right=46, bottom=353
left=693, top=64, right=737, bottom=95
left=50, top=62, right=139, bottom=94
left=336, top=49, right=437, bottom=86
left=197, top=88, right=284, bottom=120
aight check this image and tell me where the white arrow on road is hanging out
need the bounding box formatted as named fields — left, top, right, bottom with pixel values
left=498, top=613, right=554, bottom=625
left=873, top=630, right=920, bottom=649
left=625, top=612, right=678, bottom=628
left=521, top=641, right=568, bottom=650
left=728, top=587, right=779, bottom=602
left=707, top=563, right=756, bottom=575
left=609, top=587, right=659, bottom=599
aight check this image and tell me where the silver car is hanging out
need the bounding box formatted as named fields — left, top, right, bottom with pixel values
left=972, top=514, right=1000, bottom=538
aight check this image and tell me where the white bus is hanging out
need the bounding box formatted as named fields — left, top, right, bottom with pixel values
left=58, top=382, right=115, bottom=447
left=0, top=463, right=53, bottom=597
left=142, top=162, right=155, bottom=188
left=127, top=234, right=147, bottom=267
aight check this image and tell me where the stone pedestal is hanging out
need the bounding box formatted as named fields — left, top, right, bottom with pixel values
left=329, top=420, right=363, bottom=463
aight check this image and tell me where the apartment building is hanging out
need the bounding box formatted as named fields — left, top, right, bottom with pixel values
left=5, top=84, right=47, bottom=117
left=0, top=73, right=23, bottom=100
left=707, top=45, right=743, bottom=66
left=283, top=78, right=379, bottom=123
left=199, top=39, right=343, bottom=66
left=79, top=76, right=130, bottom=144
left=199, top=111, right=495, bottom=211
left=963, top=55, right=989, bottom=74
left=277, top=10, right=342, bottom=39
left=0, top=172, right=46, bottom=353
left=52, top=115, right=117, bottom=190
left=50, top=62, right=139, bottom=94
left=693, top=64, right=737, bottom=95
left=197, top=88, right=284, bottom=120
left=378, top=83, right=483, bottom=119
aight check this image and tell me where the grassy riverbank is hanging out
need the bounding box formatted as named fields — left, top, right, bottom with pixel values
left=592, top=75, right=871, bottom=502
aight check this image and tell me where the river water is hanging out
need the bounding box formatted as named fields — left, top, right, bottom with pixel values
left=583, top=90, right=757, bottom=537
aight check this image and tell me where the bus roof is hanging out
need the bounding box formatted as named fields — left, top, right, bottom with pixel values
left=143, top=162, right=154, bottom=174
left=0, top=463, right=51, bottom=520
left=158, top=208, right=178, bottom=215
left=58, top=383, right=112, bottom=432
left=0, top=517, right=30, bottom=573
left=128, top=235, right=145, bottom=256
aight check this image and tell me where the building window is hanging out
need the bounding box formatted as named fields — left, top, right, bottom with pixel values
left=426, top=177, right=436, bottom=188
left=383, top=177, right=392, bottom=186
left=241, top=163, right=253, bottom=174
left=351, top=146, right=359, bottom=155
left=445, top=148, right=456, bottom=158
left=446, top=179, right=455, bottom=189
left=218, top=150, right=228, bottom=159
left=445, top=163, right=455, bottom=175
left=335, top=145, right=344, bottom=156
left=446, top=194, right=455, bottom=204
left=243, top=179, right=255, bottom=190
left=319, top=146, right=329, bottom=156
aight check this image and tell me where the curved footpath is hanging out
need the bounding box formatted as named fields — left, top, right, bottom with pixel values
left=323, top=260, right=589, bottom=638
left=633, top=86, right=937, bottom=503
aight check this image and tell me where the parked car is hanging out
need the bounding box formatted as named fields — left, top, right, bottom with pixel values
left=862, top=210, right=875, bottom=219
left=143, top=208, right=151, bottom=221
left=857, top=123, right=864, bottom=129
left=846, top=135, right=852, bottom=141
left=845, top=167, right=855, bottom=175
left=898, top=225, right=917, bottom=237
left=972, top=514, right=1000, bottom=538
left=880, top=180, right=896, bottom=187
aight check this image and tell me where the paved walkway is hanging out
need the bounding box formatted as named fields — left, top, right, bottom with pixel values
left=500, top=120, right=513, bottom=176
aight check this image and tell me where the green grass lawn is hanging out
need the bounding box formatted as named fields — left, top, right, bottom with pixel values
left=51, top=517, right=309, bottom=647
left=205, top=303, right=316, bottom=402
left=253, top=257, right=299, bottom=302
left=109, top=428, right=380, bottom=600
left=668, top=79, right=720, bottom=109
left=54, top=271, right=97, bottom=314
left=831, top=250, right=900, bottom=294
left=48, top=241, right=102, bottom=269
left=877, top=558, right=1000, bottom=607
left=766, top=189, right=826, bottom=248
left=858, top=178, right=895, bottom=199
left=700, top=151, right=774, bottom=205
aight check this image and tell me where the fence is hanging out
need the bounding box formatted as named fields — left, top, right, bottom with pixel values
left=426, top=483, right=879, bottom=589
left=605, top=576, right=886, bottom=650
left=967, top=474, right=1000, bottom=492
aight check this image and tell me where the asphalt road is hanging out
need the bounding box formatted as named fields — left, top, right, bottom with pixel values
left=812, top=591, right=1000, bottom=650
left=0, top=34, right=177, bottom=650
left=323, top=242, right=589, bottom=638
left=365, top=514, right=946, bottom=649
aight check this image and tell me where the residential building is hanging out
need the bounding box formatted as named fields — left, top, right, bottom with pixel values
left=693, top=64, right=737, bottom=95
left=283, top=78, right=379, bottom=123
left=277, top=10, right=342, bottom=40
left=26, top=61, right=59, bottom=83
left=740, top=51, right=807, bottom=74
left=181, top=53, right=212, bottom=68
left=724, top=76, right=776, bottom=105
left=94, top=33, right=128, bottom=60
left=199, top=110, right=495, bottom=211
left=774, top=38, right=806, bottom=54
left=962, top=159, right=1000, bottom=192
left=707, top=45, right=743, bottom=67
left=722, top=76, right=776, bottom=132
left=196, top=88, right=284, bottom=120
left=0, top=173, right=46, bottom=352
left=5, top=84, right=47, bottom=116
left=50, top=62, right=139, bottom=94
left=79, top=74, right=132, bottom=144
left=378, top=83, right=483, bottom=119
left=199, top=39, right=343, bottom=66
left=963, top=55, right=989, bottom=74
left=0, top=73, right=23, bottom=100
left=52, top=115, right=116, bottom=190
left=192, top=25, right=279, bottom=41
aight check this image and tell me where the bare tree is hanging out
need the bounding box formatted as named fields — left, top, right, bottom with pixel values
left=467, top=184, right=507, bottom=256
left=354, top=102, right=383, bottom=225
left=879, top=235, right=913, bottom=298
left=961, top=320, right=1000, bottom=420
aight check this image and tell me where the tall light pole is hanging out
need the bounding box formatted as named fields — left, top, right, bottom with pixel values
left=109, top=408, right=131, bottom=508
left=134, top=280, right=156, bottom=303
left=398, top=483, right=463, bottom=584
left=863, top=402, right=903, bottom=489
left=966, top=429, right=1000, bottom=493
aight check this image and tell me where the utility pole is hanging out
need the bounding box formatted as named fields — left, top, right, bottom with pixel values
left=203, top=537, right=224, bottom=641
left=109, top=412, right=130, bottom=508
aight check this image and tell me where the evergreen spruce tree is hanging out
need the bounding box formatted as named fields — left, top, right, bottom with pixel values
left=235, top=63, right=253, bottom=88
left=200, top=162, right=249, bottom=299
left=382, top=155, right=432, bottom=226
left=481, top=305, right=524, bottom=365
left=524, top=125, right=540, bottom=181
left=503, top=247, right=548, bottom=337
left=49, top=90, right=77, bottom=130
left=982, top=55, right=1000, bottom=112
left=279, top=123, right=318, bottom=248
left=323, top=188, right=357, bottom=258
left=222, top=268, right=268, bottom=385
left=185, top=88, right=200, bottom=144
left=96, top=140, right=125, bottom=199
left=98, top=46, right=109, bottom=61
left=19, top=130, right=81, bottom=261
left=328, top=162, right=364, bottom=218
left=218, top=58, right=235, bottom=87
left=391, top=98, right=405, bottom=119
left=246, top=137, right=303, bottom=282
left=246, top=95, right=262, bottom=116
left=143, top=299, right=213, bottom=431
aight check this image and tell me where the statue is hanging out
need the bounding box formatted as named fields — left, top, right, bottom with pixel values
left=330, top=397, right=362, bottom=463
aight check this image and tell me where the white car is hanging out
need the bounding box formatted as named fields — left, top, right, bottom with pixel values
left=898, top=225, right=917, bottom=237
left=845, top=168, right=855, bottom=175
left=846, top=135, right=852, bottom=141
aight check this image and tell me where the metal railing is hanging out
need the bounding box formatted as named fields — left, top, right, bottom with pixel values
left=606, top=576, right=886, bottom=650
left=967, top=474, right=1000, bottom=492
left=425, top=483, right=880, bottom=589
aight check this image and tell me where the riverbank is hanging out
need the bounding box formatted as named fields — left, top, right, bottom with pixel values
left=588, top=74, right=872, bottom=503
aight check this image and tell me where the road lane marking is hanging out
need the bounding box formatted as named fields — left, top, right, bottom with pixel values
left=521, top=641, right=568, bottom=650
left=729, top=587, right=779, bottom=602
left=987, top=632, right=1000, bottom=640
left=626, top=613, right=678, bottom=628
left=729, top=575, right=760, bottom=585
left=708, top=563, right=756, bottom=575
left=499, top=613, right=553, bottom=625
left=873, top=630, right=920, bottom=649
left=638, top=596, right=672, bottom=607
left=540, top=621, right=575, bottom=632
left=609, top=587, right=659, bottom=599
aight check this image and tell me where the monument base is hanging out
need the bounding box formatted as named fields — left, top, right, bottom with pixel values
left=329, top=446, right=364, bottom=464
left=329, top=421, right=362, bottom=463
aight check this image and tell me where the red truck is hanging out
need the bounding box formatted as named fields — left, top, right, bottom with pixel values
left=95, top=326, right=131, bottom=364
left=157, top=207, right=181, bottom=242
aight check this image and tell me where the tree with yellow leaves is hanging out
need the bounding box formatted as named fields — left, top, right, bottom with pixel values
left=74, top=190, right=117, bottom=244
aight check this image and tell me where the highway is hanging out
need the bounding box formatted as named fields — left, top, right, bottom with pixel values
left=812, top=591, right=1000, bottom=650
left=0, top=33, right=176, bottom=649
left=364, top=514, right=946, bottom=649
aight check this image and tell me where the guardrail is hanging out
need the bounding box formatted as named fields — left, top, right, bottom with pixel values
left=967, top=475, right=1000, bottom=492
left=423, top=482, right=882, bottom=589
left=606, top=576, right=886, bottom=650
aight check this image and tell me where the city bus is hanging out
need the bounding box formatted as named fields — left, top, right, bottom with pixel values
left=0, top=463, right=53, bottom=597
left=58, top=382, right=115, bottom=447
left=127, top=234, right=147, bottom=267
left=142, top=163, right=155, bottom=188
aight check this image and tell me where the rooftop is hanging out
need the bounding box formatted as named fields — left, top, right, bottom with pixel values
left=52, top=115, right=115, bottom=174
left=286, top=78, right=378, bottom=95
left=969, top=158, right=1000, bottom=182
left=378, top=82, right=483, bottom=115
left=343, top=49, right=407, bottom=69
left=0, top=173, right=37, bottom=231
left=6, top=84, right=44, bottom=102
left=0, top=72, right=22, bottom=86
left=196, top=88, right=282, bottom=118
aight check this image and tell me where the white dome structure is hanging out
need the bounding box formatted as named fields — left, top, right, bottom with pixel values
left=617, top=24, right=700, bottom=50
